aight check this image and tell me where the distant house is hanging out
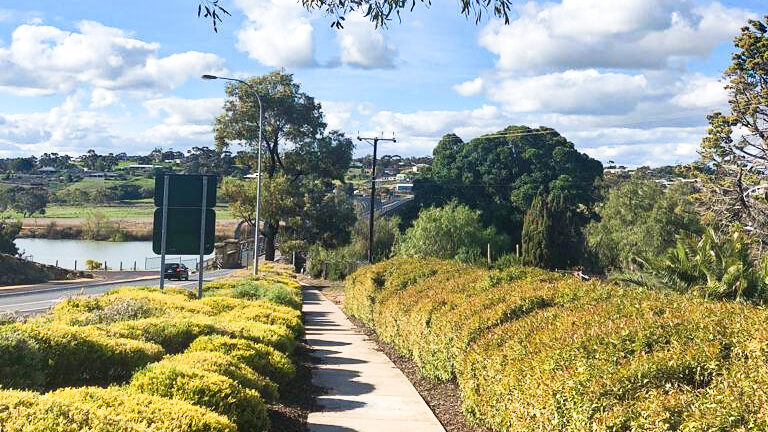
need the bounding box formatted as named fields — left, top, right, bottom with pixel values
left=412, top=163, right=430, bottom=173
left=350, top=162, right=363, bottom=169
left=37, top=167, right=58, bottom=174
left=396, top=173, right=413, bottom=182
left=395, top=183, right=413, bottom=193
left=85, top=172, right=119, bottom=178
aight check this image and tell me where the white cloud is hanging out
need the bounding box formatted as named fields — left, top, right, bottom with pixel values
left=671, top=75, right=728, bottom=108
left=479, top=0, right=751, bottom=72
left=336, top=14, right=396, bottom=69
left=144, top=97, right=223, bottom=125
left=235, top=0, right=316, bottom=68
left=453, top=77, right=484, bottom=96
left=320, top=101, right=355, bottom=131
left=0, top=21, right=225, bottom=96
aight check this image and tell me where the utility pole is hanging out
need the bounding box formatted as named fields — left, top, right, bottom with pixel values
left=357, top=135, right=396, bottom=263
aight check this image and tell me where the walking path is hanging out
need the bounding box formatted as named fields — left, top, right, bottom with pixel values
left=303, top=287, right=446, bottom=432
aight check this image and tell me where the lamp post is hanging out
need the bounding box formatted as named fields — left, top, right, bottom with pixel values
left=202, top=74, right=263, bottom=276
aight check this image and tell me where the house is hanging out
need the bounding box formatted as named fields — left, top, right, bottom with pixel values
left=395, top=183, right=413, bottom=193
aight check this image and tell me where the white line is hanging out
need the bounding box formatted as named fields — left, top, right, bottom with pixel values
left=2, top=299, right=59, bottom=308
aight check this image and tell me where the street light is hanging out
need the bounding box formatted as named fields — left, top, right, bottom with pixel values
left=202, top=74, right=263, bottom=276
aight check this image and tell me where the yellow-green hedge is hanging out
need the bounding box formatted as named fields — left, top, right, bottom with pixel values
left=345, top=258, right=768, bottom=432
left=161, top=351, right=279, bottom=402
left=0, top=387, right=236, bottom=431
left=0, top=323, right=164, bottom=389
left=187, top=335, right=295, bottom=384
left=129, top=362, right=269, bottom=432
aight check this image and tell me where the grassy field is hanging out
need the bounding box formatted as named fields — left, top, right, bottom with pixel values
left=55, top=177, right=155, bottom=193
left=1, top=203, right=236, bottom=220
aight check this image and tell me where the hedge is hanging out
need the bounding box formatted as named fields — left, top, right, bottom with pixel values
left=187, top=335, right=295, bottom=384
left=161, top=351, right=279, bottom=402
left=345, top=258, right=768, bottom=432
left=0, top=323, right=164, bottom=389
left=129, top=362, right=269, bottom=432
left=0, top=387, right=236, bottom=432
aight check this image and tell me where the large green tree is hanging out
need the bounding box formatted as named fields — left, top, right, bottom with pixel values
left=0, top=187, right=48, bottom=217
left=215, top=71, right=354, bottom=260
left=521, top=191, right=583, bottom=270
left=413, top=126, right=603, bottom=248
left=586, top=179, right=702, bottom=271
left=698, top=16, right=768, bottom=242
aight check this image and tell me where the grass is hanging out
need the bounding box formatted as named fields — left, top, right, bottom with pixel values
left=1, top=203, right=235, bottom=219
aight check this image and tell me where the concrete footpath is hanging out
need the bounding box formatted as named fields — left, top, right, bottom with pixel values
left=303, top=287, right=446, bottom=432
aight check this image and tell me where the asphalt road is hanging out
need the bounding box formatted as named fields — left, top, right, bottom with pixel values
left=0, top=268, right=238, bottom=315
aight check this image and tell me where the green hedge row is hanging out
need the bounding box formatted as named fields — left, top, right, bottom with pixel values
left=0, top=263, right=305, bottom=432
left=344, top=257, right=768, bottom=431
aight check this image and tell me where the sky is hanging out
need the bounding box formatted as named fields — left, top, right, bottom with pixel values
left=0, top=0, right=765, bottom=166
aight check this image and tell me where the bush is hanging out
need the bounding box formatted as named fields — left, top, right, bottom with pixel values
left=0, top=387, right=236, bottom=432
left=158, top=351, right=279, bottom=402
left=6, top=323, right=164, bottom=389
left=187, top=335, right=295, bottom=383
left=0, top=330, right=45, bottom=389
left=231, top=280, right=302, bottom=309
left=129, top=362, right=270, bottom=432
left=219, top=300, right=303, bottom=337
left=106, top=316, right=220, bottom=354
left=344, top=258, right=768, bottom=432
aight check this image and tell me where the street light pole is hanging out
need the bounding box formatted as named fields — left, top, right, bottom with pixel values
left=202, top=74, right=263, bottom=276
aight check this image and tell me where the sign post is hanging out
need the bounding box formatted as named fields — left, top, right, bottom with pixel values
left=197, top=176, right=208, bottom=299
left=159, top=175, right=170, bottom=290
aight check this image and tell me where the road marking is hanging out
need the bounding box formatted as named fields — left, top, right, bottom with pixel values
left=2, top=299, right=59, bottom=308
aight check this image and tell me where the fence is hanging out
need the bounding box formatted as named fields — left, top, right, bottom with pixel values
left=144, top=256, right=199, bottom=271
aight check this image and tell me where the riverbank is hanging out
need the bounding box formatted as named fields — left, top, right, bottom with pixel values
left=0, top=254, right=91, bottom=286
left=19, top=218, right=240, bottom=241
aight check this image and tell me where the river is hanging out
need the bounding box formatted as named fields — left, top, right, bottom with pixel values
left=14, top=238, right=213, bottom=270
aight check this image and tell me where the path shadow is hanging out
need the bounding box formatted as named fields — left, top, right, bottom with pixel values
left=316, top=397, right=367, bottom=411
left=316, top=368, right=375, bottom=396
left=309, top=425, right=359, bottom=432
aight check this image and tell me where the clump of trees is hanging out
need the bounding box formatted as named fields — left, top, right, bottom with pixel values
left=0, top=186, right=48, bottom=217
left=0, top=220, right=21, bottom=256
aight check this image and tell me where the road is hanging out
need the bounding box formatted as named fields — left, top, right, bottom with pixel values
left=0, top=268, right=238, bottom=315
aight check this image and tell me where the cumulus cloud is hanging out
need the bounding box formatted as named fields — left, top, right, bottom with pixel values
left=141, top=97, right=224, bottom=146
left=235, top=0, right=316, bottom=68
left=336, top=14, right=396, bottom=69
left=0, top=21, right=226, bottom=96
left=479, top=0, right=751, bottom=72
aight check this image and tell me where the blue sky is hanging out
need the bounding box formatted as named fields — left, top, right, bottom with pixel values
left=0, top=0, right=765, bottom=166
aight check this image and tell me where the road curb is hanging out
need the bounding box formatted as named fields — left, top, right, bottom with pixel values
left=0, top=276, right=158, bottom=297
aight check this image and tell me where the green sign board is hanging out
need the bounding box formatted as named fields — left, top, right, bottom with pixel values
left=152, top=208, right=216, bottom=255
left=154, top=174, right=218, bottom=208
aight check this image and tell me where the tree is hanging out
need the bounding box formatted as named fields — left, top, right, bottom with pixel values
left=9, top=158, right=35, bottom=173
left=197, top=0, right=513, bottom=30
left=0, top=187, right=48, bottom=217
left=395, top=201, right=499, bottom=262
left=586, top=179, right=702, bottom=271
left=521, top=194, right=551, bottom=268
left=0, top=220, right=21, bottom=256
left=697, top=16, right=768, bottom=244
left=413, top=126, right=603, bottom=248
left=214, top=70, right=354, bottom=260
left=80, top=150, right=118, bottom=172
left=183, top=146, right=233, bottom=175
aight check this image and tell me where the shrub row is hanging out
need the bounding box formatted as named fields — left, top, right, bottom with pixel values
left=0, top=387, right=236, bottom=431
left=0, top=264, right=304, bottom=432
left=345, top=257, right=768, bottom=431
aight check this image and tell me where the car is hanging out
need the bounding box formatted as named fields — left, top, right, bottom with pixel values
left=163, top=263, right=190, bottom=281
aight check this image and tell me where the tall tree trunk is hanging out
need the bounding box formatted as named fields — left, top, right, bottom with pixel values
left=264, top=220, right=278, bottom=261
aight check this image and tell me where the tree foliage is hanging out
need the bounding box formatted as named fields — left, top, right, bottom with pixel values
left=586, top=179, right=703, bottom=270
left=197, top=0, right=513, bottom=31
left=619, top=227, right=768, bottom=303
left=0, top=219, right=21, bottom=256
left=697, top=16, right=768, bottom=242
left=521, top=192, right=583, bottom=270
left=413, top=126, right=603, bottom=247
left=395, top=201, right=500, bottom=262
left=0, top=187, right=48, bottom=217
left=214, top=71, right=354, bottom=260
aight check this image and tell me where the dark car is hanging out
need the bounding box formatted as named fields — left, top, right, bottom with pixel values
left=163, top=263, right=190, bottom=280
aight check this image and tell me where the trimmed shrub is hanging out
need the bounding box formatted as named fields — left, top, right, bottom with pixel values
left=187, top=335, right=295, bottom=383
left=0, top=329, right=45, bottom=389
left=161, top=351, right=279, bottom=402
left=218, top=300, right=303, bottom=337
left=231, top=280, right=302, bottom=309
left=0, top=387, right=236, bottom=432
left=9, top=323, right=164, bottom=388
left=106, top=316, right=220, bottom=354
left=344, top=258, right=768, bottom=432
left=129, top=362, right=269, bottom=432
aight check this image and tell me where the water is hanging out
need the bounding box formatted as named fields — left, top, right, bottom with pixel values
left=14, top=238, right=213, bottom=270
